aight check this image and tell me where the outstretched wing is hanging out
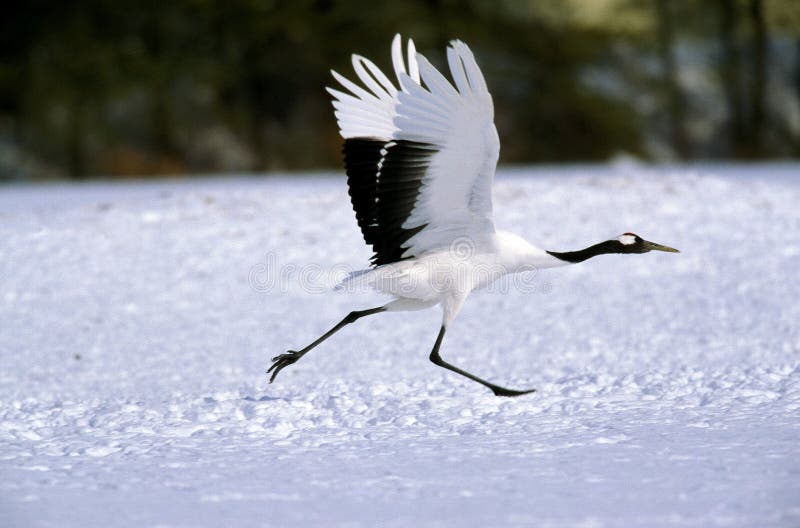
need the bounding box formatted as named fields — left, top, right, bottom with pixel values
left=328, top=35, right=499, bottom=266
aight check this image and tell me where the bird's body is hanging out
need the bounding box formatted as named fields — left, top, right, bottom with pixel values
left=341, top=230, right=566, bottom=323
left=269, top=35, right=679, bottom=396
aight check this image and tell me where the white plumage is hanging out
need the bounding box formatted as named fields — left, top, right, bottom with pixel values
left=329, top=35, right=550, bottom=326
left=270, top=35, right=679, bottom=396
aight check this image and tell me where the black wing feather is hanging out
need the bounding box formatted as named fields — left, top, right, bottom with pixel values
left=343, top=138, right=435, bottom=266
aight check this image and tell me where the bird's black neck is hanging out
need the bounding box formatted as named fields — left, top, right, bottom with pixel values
left=547, top=240, right=620, bottom=263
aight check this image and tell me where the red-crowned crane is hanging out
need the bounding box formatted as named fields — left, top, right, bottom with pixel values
left=269, top=35, right=679, bottom=396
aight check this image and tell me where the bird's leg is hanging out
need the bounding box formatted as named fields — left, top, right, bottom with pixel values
left=429, top=326, right=536, bottom=397
left=268, top=306, right=386, bottom=383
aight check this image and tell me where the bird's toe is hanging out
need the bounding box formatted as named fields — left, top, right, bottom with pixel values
left=267, top=350, right=303, bottom=383
left=491, top=386, right=536, bottom=397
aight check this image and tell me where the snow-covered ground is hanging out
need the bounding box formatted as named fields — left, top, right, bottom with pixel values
left=1, top=163, right=798, bottom=527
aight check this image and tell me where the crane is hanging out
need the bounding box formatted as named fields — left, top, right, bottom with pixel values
left=268, top=35, right=679, bottom=397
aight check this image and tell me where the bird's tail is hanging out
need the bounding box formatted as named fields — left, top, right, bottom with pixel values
left=335, top=261, right=415, bottom=294
left=334, top=268, right=375, bottom=292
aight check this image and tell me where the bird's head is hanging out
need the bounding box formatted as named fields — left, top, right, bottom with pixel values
left=612, top=233, right=680, bottom=254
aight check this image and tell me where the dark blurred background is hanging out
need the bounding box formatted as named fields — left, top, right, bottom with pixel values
left=1, top=0, right=798, bottom=180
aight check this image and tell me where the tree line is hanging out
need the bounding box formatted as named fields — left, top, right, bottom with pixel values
left=1, top=0, right=798, bottom=179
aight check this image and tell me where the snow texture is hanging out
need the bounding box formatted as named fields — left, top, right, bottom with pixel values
left=1, top=163, right=799, bottom=527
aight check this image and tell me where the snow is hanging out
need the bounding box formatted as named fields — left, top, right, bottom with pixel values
left=1, top=163, right=799, bottom=527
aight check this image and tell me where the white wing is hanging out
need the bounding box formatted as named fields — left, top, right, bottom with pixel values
left=328, top=35, right=499, bottom=265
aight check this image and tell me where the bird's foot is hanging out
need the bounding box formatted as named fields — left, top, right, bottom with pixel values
left=489, top=385, right=536, bottom=398
left=267, top=350, right=304, bottom=383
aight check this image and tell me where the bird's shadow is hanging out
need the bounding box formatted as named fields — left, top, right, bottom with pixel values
left=241, top=394, right=283, bottom=402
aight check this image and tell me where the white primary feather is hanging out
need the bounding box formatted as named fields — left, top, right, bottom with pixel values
left=328, top=35, right=419, bottom=140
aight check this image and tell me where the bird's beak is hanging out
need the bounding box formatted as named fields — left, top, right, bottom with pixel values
left=644, top=240, right=680, bottom=253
